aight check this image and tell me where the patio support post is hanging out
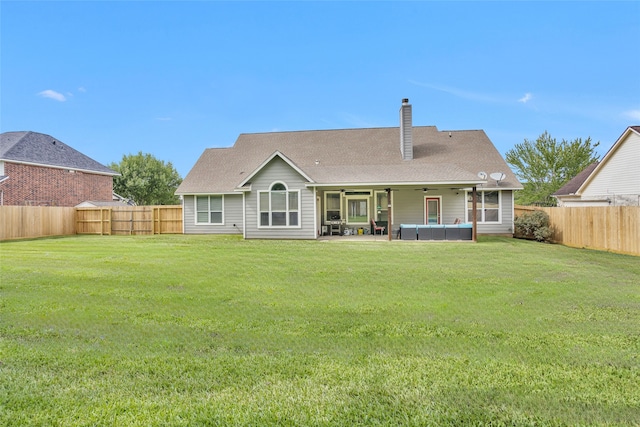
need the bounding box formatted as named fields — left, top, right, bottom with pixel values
left=386, top=188, right=392, bottom=241
left=472, top=186, right=478, bottom=242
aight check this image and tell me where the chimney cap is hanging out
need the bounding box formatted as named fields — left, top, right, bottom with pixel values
left=402, top=98, right=409, bottom=104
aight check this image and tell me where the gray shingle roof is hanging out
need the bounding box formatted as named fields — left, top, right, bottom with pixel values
left=176, top=126, right=522, bottom=194
left=552, top=162, right=599, bottom=196
left=0, top=131, right=117, bottom=175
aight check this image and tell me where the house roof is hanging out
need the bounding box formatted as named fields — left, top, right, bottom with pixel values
left=552, top=162, right=600, bottom=196
left=554, top=126, right=640, bottom=199
left=0, top=131, right=117, bottom=175
left=76, top=200, right=132, bottom=207
left=176, top=126, right=522, bottom=194
left=577, top=126, right=640, bottom=193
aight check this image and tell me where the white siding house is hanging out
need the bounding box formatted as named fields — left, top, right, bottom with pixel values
left=554, top=126, right=640, bottom=207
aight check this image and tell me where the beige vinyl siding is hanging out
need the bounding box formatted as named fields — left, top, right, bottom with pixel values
left=393, top=188, right=513, bottom=234
left=244, top=156, right=316, bottom=239
left=392, top=188, right=466, bottom=226
left=582, top=132, right=640, bottom=202
left=441, top=191, right=467, bottom=224
left=182, top=194, right=243, bottom=235
left=392, top=188, right=426, bottom=226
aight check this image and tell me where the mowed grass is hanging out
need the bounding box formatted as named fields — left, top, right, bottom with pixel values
left=0, top=235, right=639, bottom=426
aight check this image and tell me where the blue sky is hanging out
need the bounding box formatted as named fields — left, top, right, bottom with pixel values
left=2, top=1, right=639, bottom=177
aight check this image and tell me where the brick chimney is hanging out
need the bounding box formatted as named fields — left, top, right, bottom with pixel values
left=400, top=98, right=413, bottom=160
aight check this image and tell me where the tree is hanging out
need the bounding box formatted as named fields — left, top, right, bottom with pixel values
left=506, top=131, right=600, bottom=206
left=109, top=152, right=182, bottom=205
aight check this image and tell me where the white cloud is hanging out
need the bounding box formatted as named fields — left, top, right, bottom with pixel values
left=518, top=93, right=533, bottom=103
left=37, top=89, right=66, bottom=102
left=340, top=113, right=379, bottom=128
left=78, top=87, right=86, bottom=93
left=408, top=80, right=499, bottom=103
left=624, top=109, right=640, bottom=121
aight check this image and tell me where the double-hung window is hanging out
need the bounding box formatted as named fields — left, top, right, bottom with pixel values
left=259, top=182, right=300, bottom=227
left=467, top=191, right=500, bottom=223
left=196, top=195, right=223, bottom=224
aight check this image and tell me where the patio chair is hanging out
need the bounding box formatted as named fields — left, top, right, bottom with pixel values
left=371, top=219, right=385, bottom=235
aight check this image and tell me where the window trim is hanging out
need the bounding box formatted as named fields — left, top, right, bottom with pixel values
left=466, top=190, right=502, bottom=224
left=345, top=195, right=370, bottom=225
left=424, top=195, right=442, bottom=224
left=195, top=195, right=224, bottom=225
left=324, top=191, right=342, bottom=222
left=374, top=191, right=390, bottom=222
left=258, top=181, right=301, bottom=228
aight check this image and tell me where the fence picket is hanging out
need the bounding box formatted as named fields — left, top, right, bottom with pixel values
left=514, top=205, right=639, bottom=256
left=1, top=205, right=183, bottom=240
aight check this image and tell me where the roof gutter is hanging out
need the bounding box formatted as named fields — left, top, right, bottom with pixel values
left=306, top=180, right=488, bottom=188
left=175, top=191, right=242, bottom=196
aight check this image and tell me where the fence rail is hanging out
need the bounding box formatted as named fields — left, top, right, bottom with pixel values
left=514, top=205, right=639, bottom=256
left=0, top=206, right=76, bottom=240
left=3, top=205, right=637, bottom=255
left=76, top=206, right=183, bottom=235
left=1, top=205, right=183, bottom=240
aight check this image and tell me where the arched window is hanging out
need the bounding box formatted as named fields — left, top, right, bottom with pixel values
left=259, top=182, right=300, bottom=227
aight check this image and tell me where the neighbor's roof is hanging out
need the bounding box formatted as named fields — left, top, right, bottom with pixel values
left=553, top=125, right=640, bottom=198
left=0, top=131, right=117, bottom=175
left=552, top=162, right=600, bottom=196
left=177, top=126, right=522, bottom=194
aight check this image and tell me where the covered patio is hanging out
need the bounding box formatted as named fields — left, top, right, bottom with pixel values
left=315, top=185, right=482, bottom=242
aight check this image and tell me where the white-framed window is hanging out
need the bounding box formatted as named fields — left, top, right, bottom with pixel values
left=344, top=191, right=371, bottom=224
left=196, top=195, right=223, bottom=224
left=374, top=191, right=388, bottom=222
left=467, top=190, right=501, bottom=223
left=325, top=192, right=342, bottom=221
left=259, top=182, right=300, bottom=227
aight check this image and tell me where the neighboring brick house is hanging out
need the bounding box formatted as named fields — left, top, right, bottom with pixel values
left=0, top=131, right=118, bottom=206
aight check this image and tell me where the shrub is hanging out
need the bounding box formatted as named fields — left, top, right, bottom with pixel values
left=514, top=210, right=553, bottom=242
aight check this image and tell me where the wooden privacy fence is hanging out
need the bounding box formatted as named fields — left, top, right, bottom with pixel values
left=0, top=206, right=76, bottom=240
left=1, top=205, right=183, bottom=240
left=76, top=206, right=183, bottom=235
left=514, top=205, right=640, bottom=256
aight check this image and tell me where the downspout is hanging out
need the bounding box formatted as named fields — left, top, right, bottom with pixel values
left=472, top=186, right=478, bottom=242
left=386, top=188, right=392, bottom=241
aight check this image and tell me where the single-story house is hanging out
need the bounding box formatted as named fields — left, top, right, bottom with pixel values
left=553, top=126, right=640, bottom=206
left=0, top=131, right=118, bottom=206
left=176, top=99, right=523, bottom=239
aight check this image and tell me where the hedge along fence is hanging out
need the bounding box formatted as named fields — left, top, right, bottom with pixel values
left=1, top=205, right=183, bottom=240
left=514, top=205, right=640, bottom=256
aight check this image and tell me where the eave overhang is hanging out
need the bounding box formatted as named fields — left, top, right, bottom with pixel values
left=0, top=158, right=119, bottom=176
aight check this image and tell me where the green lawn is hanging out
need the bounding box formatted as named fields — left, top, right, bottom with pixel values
left=1, top=235, right=639, bottom=426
